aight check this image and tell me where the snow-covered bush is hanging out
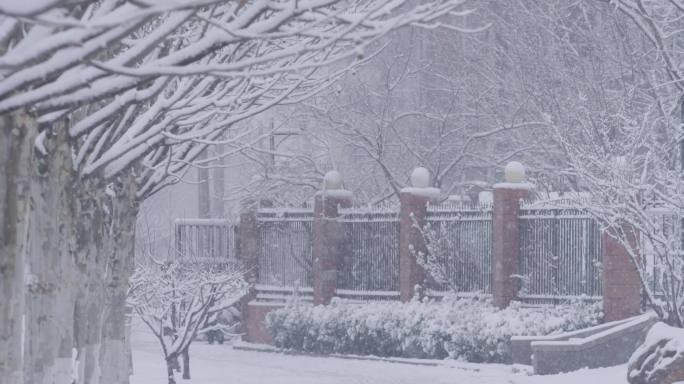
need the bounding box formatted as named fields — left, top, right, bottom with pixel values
left=266, top=297, right=601, bottom=363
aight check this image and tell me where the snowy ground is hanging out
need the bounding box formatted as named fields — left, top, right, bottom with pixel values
left=130, top=321, right=628, bottom=384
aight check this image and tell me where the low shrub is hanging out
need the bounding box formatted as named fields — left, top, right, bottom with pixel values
left=265, top=296, right=602, bottom=363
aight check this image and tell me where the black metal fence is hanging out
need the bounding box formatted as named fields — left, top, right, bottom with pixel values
left=173, top=202, right=609, bottom=303
left=424, top=203, right=493, bottom=295
left=518, top=207, right=603, bottom=302
left=337, top=209, right=400, bottom=294
left=256, top=209, right=314, bottom=288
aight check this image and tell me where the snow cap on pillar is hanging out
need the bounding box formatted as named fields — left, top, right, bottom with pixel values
left=323, top=170, right=343, bottom=190
left=495, top=161, right=533, bottom=190
left=319, top=170, right=352, bottom=199
left=400, top=167, right=441, bottom=199
left=504, top=161, right=525, bottom=183
left=410, top=167, right=431, bottom=188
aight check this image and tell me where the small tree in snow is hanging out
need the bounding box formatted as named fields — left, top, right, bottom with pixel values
left=411, top=210, right=489, bottom=294
left=128, top=260, right=246, bottom=384
left=413, top=220, right=457, bottom=292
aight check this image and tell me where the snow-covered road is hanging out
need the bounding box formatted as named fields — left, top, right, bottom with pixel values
left=130, top=324, right=627, bottom=384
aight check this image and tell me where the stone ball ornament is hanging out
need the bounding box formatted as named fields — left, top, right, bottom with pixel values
left=323, top=170, right=343, bottom=190
left=504, top=161, right=525, bottom=183
left=410, top=167, right=431, bottom=188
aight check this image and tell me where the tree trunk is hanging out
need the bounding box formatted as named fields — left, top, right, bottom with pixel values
left=0, top=109, right=35, bottom=384
left=0, top=110, right=139, bottom=384
left=72, top=173, right=139, bottom=384
left=166, top=356, right=178, bottom=384
left=182, top=345, right=190, bottom=380
left=99, top=174, right=139, bottom=384
left=24, top=120, right=78, bottom=384
left=22, top=117, right=140, bottom=384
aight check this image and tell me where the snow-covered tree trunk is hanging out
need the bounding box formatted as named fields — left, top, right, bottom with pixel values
left=71, top=182, right=107, bottom=384
left=22, top=119, right=139, bottom=384
left=69, top=175, right=139, bottom=384
left=0, top=108, right=35, bottom=384
left=98, top=175, right=138, bottom=384
left=24, top=122, right=77, bottom=384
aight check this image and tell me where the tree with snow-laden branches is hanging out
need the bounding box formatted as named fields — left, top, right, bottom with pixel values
left=532, top=2, right=684, bottom=380
left=547, top=0, right=684, bottom=327
left=128, top=259, right=246, bottom=384
left=0, top=1, right=472, bottom=383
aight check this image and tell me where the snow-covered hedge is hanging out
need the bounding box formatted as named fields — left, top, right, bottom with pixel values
left=265, top=297, right=602, bottom=363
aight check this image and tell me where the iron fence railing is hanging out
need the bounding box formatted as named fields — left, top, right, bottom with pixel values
left=174, top=219, right=238, bottom=262
left=518, top=208, right=602, bottom=302
left=424, top=203, right=493, bottom=294
left=256, top=209, right=314, bottom=288
left=173, top=202, right=618, bottom=303
left=337, top=209, right=400, bottom=292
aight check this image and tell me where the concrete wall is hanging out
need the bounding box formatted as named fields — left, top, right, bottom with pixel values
left=512, top=314, right=656, bottom=375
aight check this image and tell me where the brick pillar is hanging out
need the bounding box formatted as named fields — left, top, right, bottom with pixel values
left=492, top=185, right=529, bottom=308
left=602, top=225, right=641, bottom=322
left=399, top=188, right=441, bottom=302
left=239, top=200, right=259, bottom=285
left=313, top=191, right=352, bottom=305
left=238, top=200, right=259, bottom=342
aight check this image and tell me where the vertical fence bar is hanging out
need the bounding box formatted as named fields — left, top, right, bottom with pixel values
left=423, top=202, right=493, bottom=296
left=174, top=219, right=238, bottom=262
left=518, top=205, right=603, bottom=303
left=337, top=209, right=400, bottom=296
left=254, top=209, right=314, bottom=288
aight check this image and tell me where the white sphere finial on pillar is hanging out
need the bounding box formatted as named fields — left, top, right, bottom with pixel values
left=410, top=167, right=430, bottom=188
left=323, top=170, right=343, bottom=190
left=504, top=161, right=525, bottom=183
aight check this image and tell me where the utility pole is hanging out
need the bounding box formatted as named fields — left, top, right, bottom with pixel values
left=213, top=142, right=225, bottom=218
left=197, top=148, right=211, bottom=218
left=269, top=119, right=275, bottom=169
left=680, top=95, right=684, bottom=172
left=268, top=118, right=300, bottom=174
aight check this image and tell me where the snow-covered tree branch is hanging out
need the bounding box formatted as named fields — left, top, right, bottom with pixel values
left=128, top=259, right=246, bottom=384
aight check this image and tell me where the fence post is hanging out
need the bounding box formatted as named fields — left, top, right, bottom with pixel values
left=313, top=171, right=352, bottom=305
left=602, top=224, right=641, bottom=321
left=240, top=198, right=283, bottom=344
left=492, top=162, right=531, bottom=308
left=238, top=198, right=260, bottom=342
left=399, top=167, right=441, bottom=302
left=239, top=199, right=260, bottom=285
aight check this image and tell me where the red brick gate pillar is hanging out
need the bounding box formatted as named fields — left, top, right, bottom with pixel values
left=239, top=199, right=259, bottom=285
left=602, top=225, right=641, bottom=322
left=492, top=162, right=531, bottom=309
left=240, top=198, right=277, bottom=343
left=313, top=171, right=352, bottom=305
left=399, top=167, right=441, bottom=302
left=238, top=198, right=260, bottom=342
